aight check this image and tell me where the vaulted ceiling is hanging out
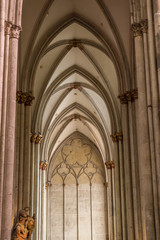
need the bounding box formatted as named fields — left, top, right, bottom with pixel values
left=20, top=0, right=131, bottom=165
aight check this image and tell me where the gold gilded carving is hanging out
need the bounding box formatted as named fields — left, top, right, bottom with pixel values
left=40, top=160, right=48, bottom=170
left=110, top=134, right=118, bottom=142
left=110, top=132, right=123, bottom=142
left=10, top=25, right=22, bottom=39
left=30, top=132, right=43, bottom=144
left=35, top=133, right=43, bottom=144
left=105, top=160, right=115, bottom=169
left=12, top=207, right=35, bottom=240
left=30, top=133, right=38, bottom=143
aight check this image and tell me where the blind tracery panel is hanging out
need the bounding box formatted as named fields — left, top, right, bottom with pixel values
left=48, top=138, right=107, bottom=240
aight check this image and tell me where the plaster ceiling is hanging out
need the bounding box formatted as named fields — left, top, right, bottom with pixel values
left=20, top=0, right=131, bottom=164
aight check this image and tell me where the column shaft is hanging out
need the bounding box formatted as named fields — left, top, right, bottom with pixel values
left=1, top=34, right=20, bottom=239
left=134, top=33, right=155, bottom=239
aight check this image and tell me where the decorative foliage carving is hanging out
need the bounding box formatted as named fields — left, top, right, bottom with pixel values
left=105, top=161, right=115, bottom=169
left=118, top=89, right=138, bottom=104
left=16, top=91, right=35, bottom=106
left=12, top=207, right=35, bottom=240
left=40, top=160, right=48, bottom=170
left=110, top=132, right=123, bottom=142
left=10, top=25, right=22, bottom=39
left=30, top=132, right=43, bottom=144
left=132, top=20, right=148, bottom=37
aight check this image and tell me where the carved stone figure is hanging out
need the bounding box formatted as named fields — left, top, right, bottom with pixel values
left=12, top=208, right=35, bottom=240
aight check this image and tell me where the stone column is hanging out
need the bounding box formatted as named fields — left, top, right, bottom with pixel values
left=0, top=21, right=11, bottom=236
left=40, top=161, right=48, bottom=240
left=106, top=161, right=114, bottom=240
left=142, top=18, right=160, bottom=239
left=1, top=24, right=21, bottom=239
left=132, top=22, right=155, bottom=239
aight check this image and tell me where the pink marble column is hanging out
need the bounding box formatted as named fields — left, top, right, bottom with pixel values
left=0, top=0, right=5, bottom=130
left=1, top=24, right=21, bottom=240
left=0, top=21, right=11, bottom=237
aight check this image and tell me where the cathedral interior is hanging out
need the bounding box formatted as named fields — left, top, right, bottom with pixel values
left=0, top=0, right=160, bottom=239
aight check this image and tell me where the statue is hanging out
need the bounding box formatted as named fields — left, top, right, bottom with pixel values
left=12, top=207, right=35, bottom=240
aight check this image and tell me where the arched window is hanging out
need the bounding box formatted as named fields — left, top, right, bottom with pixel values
left=47, top=138, right=107, bottom=240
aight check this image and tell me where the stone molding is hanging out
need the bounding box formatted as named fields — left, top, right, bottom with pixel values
left=118, top=89, right=138, bottom=104
left=105, top=160, right=115, bottom=169
left=132, top=20, right=148, bottom=36
left=16, top=91, right=35, bottom=106
left=40, top=160, right=48, bottom=170
left=110, top=132, right=123, bottom=142
left=30, top=132, right=43, bottom=144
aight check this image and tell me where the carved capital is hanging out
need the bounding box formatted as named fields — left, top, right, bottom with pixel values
left=140, top=19, right=148, bottom=33
left=30, top=133, right=38, bottom=143
left=131, top=22, right=142, bottom=37
left=110, top=132, right=123, bottom=142
left=105, top=160, right=115, bottom=169
left=10, top=24, right=22, bottom=39
left=35, top=133, right=43, bottom=144
left=40, top=160, right=48, bottom=170
left=16, top=91, right=35, bottom=106
left=30, top=132, right=43, bottom=144
left=118, top=89, right=138, bottom=103
left=16, top=91, right=27, bottom=104
left=5, top=21, right=12, bottom=35
left=132, top=88, right=138, bottom=100
left=25, top=92, right=35, bottom=106
left=118, top=94, right=128, bottom=104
